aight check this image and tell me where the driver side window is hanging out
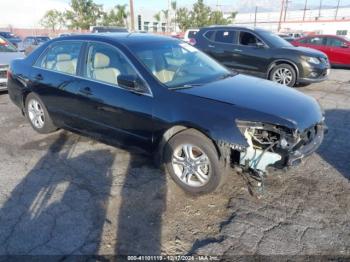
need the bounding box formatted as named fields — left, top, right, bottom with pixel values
left=239, top=32, right=263, bottom=46
left=84, top=43, right=139, bottom=87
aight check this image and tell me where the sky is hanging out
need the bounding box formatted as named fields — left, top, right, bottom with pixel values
left=0, top=0, right=347, bottom=28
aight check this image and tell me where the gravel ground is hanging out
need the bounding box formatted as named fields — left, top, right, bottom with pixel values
left=0, top=69, right=349, bottom=259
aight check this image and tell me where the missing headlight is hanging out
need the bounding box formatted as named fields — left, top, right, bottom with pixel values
left=235, top=120, right=299, bottom=172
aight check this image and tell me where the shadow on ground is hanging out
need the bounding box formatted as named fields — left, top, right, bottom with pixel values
left=318, top=109, right=350, bottom=179
left=0, top=131, right=167, bottom=256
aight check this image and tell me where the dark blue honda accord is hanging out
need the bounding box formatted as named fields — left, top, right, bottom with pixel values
left=7, top=33, right=325, bottom=194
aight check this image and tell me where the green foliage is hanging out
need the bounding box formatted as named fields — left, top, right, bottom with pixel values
left=176, top=0, right=236, bottom=31
left=176, top=7, right=192, bottom=31
left=153, top=12, right=161, bottom=23
left=102, top=4, right=129, bottom=27
left=209, top=11, right=230, bottom=25
left=191, top=0, right=211, bottom=27
left=40, top=9, right=65, bottom=31
left=39, top=0, right=238, bottom=32
left=65, top=0, right=103, bottom=30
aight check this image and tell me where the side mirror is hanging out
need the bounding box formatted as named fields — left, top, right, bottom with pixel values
left=117, top=75, right=146, bottom=93
left=341, top=42, right=349, bottom=48
left=256, top=42, right=266, bottom=48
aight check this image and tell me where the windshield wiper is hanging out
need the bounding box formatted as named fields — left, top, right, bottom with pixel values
left=217, top=72, right=236, bottom=80
left=168, top=83, right=204, bottom=90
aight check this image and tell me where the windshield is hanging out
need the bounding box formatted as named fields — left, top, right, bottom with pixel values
left=0, top=37, right=17, bottom=52
left=259, top=31, right=293, bottom=48
left=130, top=41, right=231, bottom=89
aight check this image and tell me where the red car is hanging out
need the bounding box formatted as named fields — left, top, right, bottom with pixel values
left=292, top=35, right=350, bottom=67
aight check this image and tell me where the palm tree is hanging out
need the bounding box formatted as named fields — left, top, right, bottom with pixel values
left=162, top=9, right=169, bottom=32
left=153, top=12, right=161, bottom=32
left=115, top=4, right=129, bottom=27
left=171, top=1, right=177, bottom=32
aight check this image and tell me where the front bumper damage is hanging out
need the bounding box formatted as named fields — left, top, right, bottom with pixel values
left=233, top=121, right=326, bottom=174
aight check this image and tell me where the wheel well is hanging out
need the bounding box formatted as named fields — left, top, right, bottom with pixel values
left=21, top=91, right=31, bottom=115
left=268, top=60, right=299, bottom=79
left=154, top=125, right=222, bottom=166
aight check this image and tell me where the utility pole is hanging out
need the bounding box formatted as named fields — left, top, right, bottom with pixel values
left=318, top=0, right=323, bottom=18
left=254, top=6, right=258, bottom=28
left=129, top=0, right=135, bottom=31
left=278, top=0, right=285, bottom=32
left=335, top=0, right=340, bottom=19
left=303, top=0, right=308, bottom=21
left=284, top=0, right=291, bottom=22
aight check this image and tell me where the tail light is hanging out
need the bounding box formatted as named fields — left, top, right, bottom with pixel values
left=7, top=68, right=12, bottom=79
left=189, top=38, right=196, bottom=46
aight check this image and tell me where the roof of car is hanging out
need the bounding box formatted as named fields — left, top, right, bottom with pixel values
left=200, top=25, right=269, bottom=33
left=51, top=33, right=178, bottom=45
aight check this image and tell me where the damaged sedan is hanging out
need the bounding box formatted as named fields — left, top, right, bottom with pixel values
left=7, top=33, right=326, bottom=194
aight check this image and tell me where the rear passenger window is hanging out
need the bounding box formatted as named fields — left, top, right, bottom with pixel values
left=38, top=42, right=82, bottom=75
left=214, top=30, right=236, bottom=44
left=327, top=37, right=345, bottom=47
left=84, top=42, right=138, bottom=86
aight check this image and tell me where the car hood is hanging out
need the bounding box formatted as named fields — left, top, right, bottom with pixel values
left=282, top=46, right=327, bottom=57
left=0, top=52, right=25, bottom=66
left=176, top=74, right=323, bottom=131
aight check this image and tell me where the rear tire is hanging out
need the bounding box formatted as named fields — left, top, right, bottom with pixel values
left=164, top=129, right=226, bottom=195
left=25, top=93, right=57, bottom=134
left=269, top=63, right=297, bottom=87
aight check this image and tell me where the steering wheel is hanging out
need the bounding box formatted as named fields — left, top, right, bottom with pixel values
left=173, top=63, right=189, bottom=80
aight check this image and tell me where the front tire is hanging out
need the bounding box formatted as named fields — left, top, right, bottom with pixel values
left=25, top=93, right=57, bottom=134
left=164, top=129, right=226, bottom=195
left=269, top=64, right=297, bottom=87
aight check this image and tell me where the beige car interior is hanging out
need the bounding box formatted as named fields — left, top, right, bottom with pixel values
left=91, top=52, right=120, bottom=85
left=46, top=53, right=78, bottom=75
left=139, top=53, right=176, bottom=84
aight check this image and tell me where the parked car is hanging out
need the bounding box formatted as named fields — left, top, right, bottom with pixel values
left=183, top=29, right=199, bottom=44
left=7, top=34, right=326, bottom=194
left=195, top=26, right=330, bottom=87
left=91, top=26, right=128, bottom=33
left=278, top=34, right=295, bottom=43
left=0, top=31, right=22, bottom=47
left=0, top=37, right=24, bottom=91
left=292, top=35, right=350, bottom=67
left=18, top=36, right=51, bottom=53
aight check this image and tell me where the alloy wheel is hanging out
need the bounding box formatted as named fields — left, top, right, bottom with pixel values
left=27, top=99, right=45, bottom=129
left=272, top=67, right=293, bottom=85
left=171, top=144, right=211, bottom=187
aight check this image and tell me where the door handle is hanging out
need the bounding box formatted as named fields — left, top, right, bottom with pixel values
left=35, top=74, right=43, bottom=81
left=208, top=44, right=215, bottom=48
left=234, top=49, right=242, bottom=52
left=79, top=87, right=93, bottom=96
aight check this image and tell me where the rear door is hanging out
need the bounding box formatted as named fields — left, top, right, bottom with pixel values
left=325, top=36, right=350, bottom=65
left=205, top=29, right=240, bottom=70
left=31, top=41, right=84, bottom=127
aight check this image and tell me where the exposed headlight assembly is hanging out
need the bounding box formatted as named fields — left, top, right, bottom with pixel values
left=235, top=120, right=300, bottom=172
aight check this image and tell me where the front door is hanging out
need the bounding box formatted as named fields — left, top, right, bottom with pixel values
left=74, top=42, right=154, bottom=148
left=233, top=31, right=271, bottom=78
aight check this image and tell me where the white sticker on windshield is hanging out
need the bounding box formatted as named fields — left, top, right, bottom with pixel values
left=179, top=42, right=198, bottom=53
